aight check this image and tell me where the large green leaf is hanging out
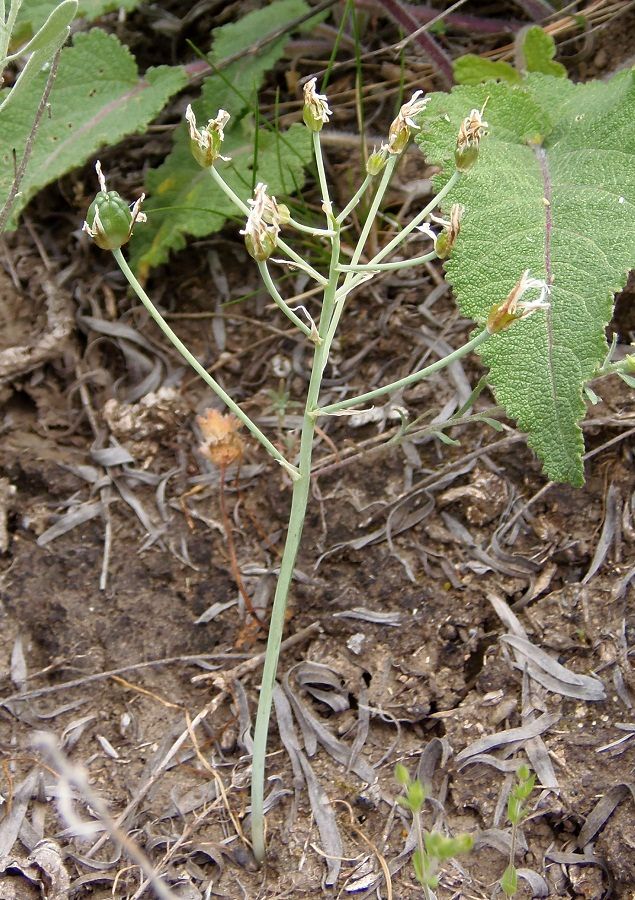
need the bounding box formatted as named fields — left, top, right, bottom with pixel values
left=0, top=28, right=185, bottom=225
left=130, top=0, right=314, bottom=274
left=416, top=71, right=635, bottom=485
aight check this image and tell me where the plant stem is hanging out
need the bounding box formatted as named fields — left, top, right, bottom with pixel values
left=338, top=170, right=460, bottom=297
left=336, top=173, right=373, bottom=223
left=315, top=329, right=489, bottom=417
left=113, top=249, right=299, bottom=481
left=337, top=249, right=437, bottom=272
left=288, top=215, right=334, bottom=237
left=312, top=130, right=332, bottom=217
left=257, top=261, right=315, bottom=339
left=322, top=155, right=397, bottom=361
left=208, top=165, right=250, bottom=215
left=208, top=165, right=328, bottom=285
left=250, top=224, right=341, bottom=863
left=413, top=814, right=433, bottom=900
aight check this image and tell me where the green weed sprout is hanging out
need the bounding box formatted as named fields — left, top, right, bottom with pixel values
left=84, top=81, right=547, bottom=864
left=395, top=764, right=473, bottom=897
left=501, top=763, right=536, bottom=897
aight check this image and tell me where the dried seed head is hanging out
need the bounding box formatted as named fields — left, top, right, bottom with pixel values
left=197, top=409, right=244, bottom=468
left=455, top=103, right=488, bottom=172
left=486, top=270, right=550, bottom=334
left=83, top=161, right=146, bottom=250
left=430, top=203, right=464, bottom=259
left=240, top=183, right=281, bottom=261
left=185, top=104, right=231, bottom=168
left=302, top=77, right=332, bottom=132
left=387, top=90, right=429, bottom=155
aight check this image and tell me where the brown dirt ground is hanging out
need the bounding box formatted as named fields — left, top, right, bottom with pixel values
left=1, top=3, right=635, bottom=899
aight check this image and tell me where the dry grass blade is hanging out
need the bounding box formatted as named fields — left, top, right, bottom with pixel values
left=332, top=608, right=402, bottom=625
left=298, top=752, right=343, bottom=887
left=0, top=770, right=39, bottom=856
left=29, top=840, right=71, bottom=900
left=501, top=634, right=606, bottom=701
left=475, top=828, right=528, bottom=856
left=516, top=868, right=549, bottom=896
left=455, top=712, right=559, bottom=765
left=36, top=501, right=104, bottom=546
left=283, top=671, right=376, bottom=783
left=273, top=684, right=305, bottom=821
left=583, top=482, right=620, bottom=584
left=577, top=782, right=635, bottom=847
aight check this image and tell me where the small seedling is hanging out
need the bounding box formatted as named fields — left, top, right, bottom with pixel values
left=395, top=764, right=473, bottom=898
left=500, top=763, right=536, bottom=897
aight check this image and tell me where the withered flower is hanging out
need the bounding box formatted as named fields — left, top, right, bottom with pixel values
left=198, top=409, right=244, bottom=468
left=455, top=103, right=488, bottom=172
left=486, top=270, right=550, bottom=334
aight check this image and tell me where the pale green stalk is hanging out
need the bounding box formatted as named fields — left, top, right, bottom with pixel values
left=257, top=261, right=315, bottom=340
left=112, top=249, right=299, bottom=481
left=312, top=130, right=332, bottom=216
left=288, top=215, right=334, bottom=237
left=336, top=173, right=373, bottom=224
left=250, top=223, right=341, bottom=864
left=414, top=815, right=434, bottom=900
left=314, top=329, right=490, bottom=417
left=1, top=0, right=22, bottom=60
left=208, top=165, right=249, bottom=215
left=340, top=171, right=461, bottom=297
left=322, top=155, right=397, bottom=363
left=337, top=249, right=437, bottom=272
left=208, top=166, right=327, bottom=286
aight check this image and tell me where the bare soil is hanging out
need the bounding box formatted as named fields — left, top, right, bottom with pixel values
left=1, top=3, right=634, bottom=899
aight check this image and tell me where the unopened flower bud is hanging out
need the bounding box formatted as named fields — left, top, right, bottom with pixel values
left=366, top=145, right=389, bottom=176
left=487, top=270, right=550, bottom=334
left=455, top=104, right=488, bottom=172
left=83, top=161, right=146, bottom=250
left=387, top=90, right=429, bottom=155
left=185, top=104, right=231, bottom=168
left=240, top=183, right=281, bottom=262
left=432, top=203, right=464, bottom=259
left=302, top=77, right=331, bottom=132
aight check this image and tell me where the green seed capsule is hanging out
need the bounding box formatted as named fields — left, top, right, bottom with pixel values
left=86, top=191, right=134, bottom=250
left=455, top=143, right=479, bottom=173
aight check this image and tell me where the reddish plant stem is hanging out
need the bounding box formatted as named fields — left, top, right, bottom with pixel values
left=357, top=0, right=520, bottom=35
left=373, top=0, right=454, bottom=86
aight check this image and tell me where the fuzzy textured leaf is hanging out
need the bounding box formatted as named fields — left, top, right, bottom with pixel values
left=0, top=0, right=77, bottom=117
left=518, top=26, right=567, bottom=77
left=0, top=28, right=185, bottom=225
left=416, top=72, right=635, bottom=484
left=14, top=0, right=141, bottom=40
left=453, top=55, right=521, bottom=86
left=130, top=0, right=313, bottom=274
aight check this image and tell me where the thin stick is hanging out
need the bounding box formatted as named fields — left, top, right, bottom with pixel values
left=0, top=652, right=250, bottom=705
